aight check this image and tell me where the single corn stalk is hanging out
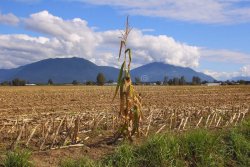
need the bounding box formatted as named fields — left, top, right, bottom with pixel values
left=112, top=17, right=143, bottom=141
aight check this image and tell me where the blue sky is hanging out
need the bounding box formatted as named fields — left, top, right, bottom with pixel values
left=0, top=0, right=250, bottom=80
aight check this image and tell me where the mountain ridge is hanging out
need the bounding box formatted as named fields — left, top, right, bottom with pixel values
left=131, top=62, right=214, bottom=82
left=0, top=57, right=215, bottom=83
left=231, top=76, right=250, bottom=81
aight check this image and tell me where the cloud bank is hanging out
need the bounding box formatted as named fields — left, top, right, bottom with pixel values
left=0, top=10, right=200, bottom=69
left=0, top=10, right=249, bottom=80
left=204, top=65, right=250, bottom=80
left=0, top=12, right=19, bottom=25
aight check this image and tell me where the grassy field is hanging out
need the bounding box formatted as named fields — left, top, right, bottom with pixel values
left=59, top=120, right=250, bottom=167
left=0, top=85, right=249, bottom=166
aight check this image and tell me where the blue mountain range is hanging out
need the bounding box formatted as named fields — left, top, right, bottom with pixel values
left=0, top=57, right=215, bottom=83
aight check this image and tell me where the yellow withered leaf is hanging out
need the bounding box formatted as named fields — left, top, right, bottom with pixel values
left=128, top=85, right=134, bottom=97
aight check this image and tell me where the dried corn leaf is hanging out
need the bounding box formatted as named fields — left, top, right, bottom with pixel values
left=125, top=49, right=132, bottom=64
left=112, top=61, right=125, bottom=101
left=119, top=41, right=125, bottom=60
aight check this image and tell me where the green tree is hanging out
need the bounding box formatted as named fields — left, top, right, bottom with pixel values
left=163, top=76, right=168, bottom=85
left=180, top=76, right=186, bottom=85
left=168, top=79, right=173, bottom=85
left=156, top=81, right=162, bottom=85
left=1, top=81, right=11, bottom=86
left=107, top=80, right=114, bottom=83
left=238, top=80, right=246, bottom=85
left=173, top=77, right=180, bottom=85
left=192, top=76, right=201, bottom=85
left=202, top=80, right=208, bottom=84
left=48, top=79, right=53, bottom=85
left=72, top=80, right=79, bottom=85
left=12, top=78, right=26, bottom=86
left=197, top=77, right=201, bottom=84
left=96, top=73, right=106, bottom=86
left=192, top=76, right=196, bottom=85
left=86, top=81, right=94, bottom=85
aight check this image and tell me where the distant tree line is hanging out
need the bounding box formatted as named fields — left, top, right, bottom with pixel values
left=46, top=73, right=108, bottom=86
left=134, top=75, right=250, bottom=86
left=163, top=76, right=200, bottom=85
left=48, top=79, right=53, bottom=85
left=0, top=81, right=11, bottom=86
left=0, top=78, right=26, bottom=86
left=1, top=73, right=249, bottom=86
left=135, top=75, right=202, bottom=85
left=166, top=76, right=187, bottom=85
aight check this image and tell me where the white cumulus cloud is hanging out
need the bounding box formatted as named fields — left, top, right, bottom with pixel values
left=203, top=70, right=238, bottom=80
left=0, top=34, right=65, bottom=68
left=203, top=65, right=250, bottom=80
left=0, top=10, right=200, bottom=69
left=98, top=29, right=200, bottom=68
left=240, top=65, right=250, bottom=76
left=0, top=9, right=249, bottom=81
left=24, top=11, right=100, bottom=58
left=0, top=12, right=19, bottom=25
left=128, top=30, right=200, bottom=67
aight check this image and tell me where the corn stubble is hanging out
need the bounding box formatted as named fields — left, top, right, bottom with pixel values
left=112, top=17, right=143, bottom=141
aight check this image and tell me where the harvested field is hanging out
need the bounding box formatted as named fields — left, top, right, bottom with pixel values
left=0, top=85, right=249, bottom=166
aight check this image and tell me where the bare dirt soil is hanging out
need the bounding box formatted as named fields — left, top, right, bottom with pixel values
left=0, top=85, right=249, bottom=166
